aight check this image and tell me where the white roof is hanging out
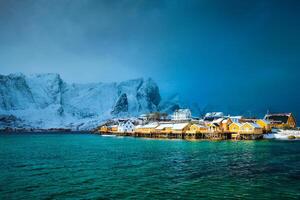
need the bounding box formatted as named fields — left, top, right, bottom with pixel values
left=155, top=123, right=174, bottom=130
left=205, top=112, right=224, bottom=117
left=241, top=122, right=261, bottom=128
left=230, top=116, right=243, bottom=119
left=141, top=122, right=159, bottom=128
left=172, top=123, right=189, bottom=130
left=155, top=123, right=189, bottom=130
left=212, top=118, right=224, bottom=124
left=193, top=124, right=207, bottom=128
left=135, top=125, right=142, bottom=129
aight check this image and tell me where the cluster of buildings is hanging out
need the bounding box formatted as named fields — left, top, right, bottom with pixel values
left=98, top=109, right=297, bottom=140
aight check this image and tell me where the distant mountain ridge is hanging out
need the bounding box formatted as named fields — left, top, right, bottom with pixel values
left=1, top=73, right=296, bottom=130
left=0, top=73, right=166, bottom=130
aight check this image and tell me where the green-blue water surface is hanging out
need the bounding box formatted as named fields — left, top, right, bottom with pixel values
left=0, top=133, right=300, bottom=199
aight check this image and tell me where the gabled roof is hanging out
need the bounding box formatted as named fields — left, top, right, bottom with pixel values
left=118, top=120, right=134, bottom=126
left=141, top=122, right=159, bottom=128
left=109, top=125, right=118, bottom=128
left=172, top=123, right=189, bottom=130
left=191, top=124, right=207, bottom=129
left=229, top=116, right=243, bottom=119
left=212, top=118, right=224, bottom=124
left=155, top=124, right=173, bottom=130
left=135, top=125, right=142, bottom=129
left=265, top=113, right=292, bottom=117
left=229, top=122, right=242, bottom=127
left=264, top=113, right=292, bottom=124
left=241, top=122, right=261, bottom=129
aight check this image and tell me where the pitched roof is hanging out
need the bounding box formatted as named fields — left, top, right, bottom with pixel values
left=155, top=124, right=173, bottom=130
left=241, top=122, right=261, bottom=129
left=264, top=114, right=291, bottom=123
left=118, top=120, right=134, bottom=126
left=229, top=122, right=242, bottom=127
left=229, top=116, right=243, bottom=119
left=135, top=125, right=142, bottom=129
left=265, top=113, right=292, bottom=117
left=172, top=123, right=189, bottom=130
left=192, top=124, right=207, bottom=129
left=154, top=123, right=190, bottom=130
left=212, top=118, right=224, bottom=124
left=109, top=125, right=118, bottom=128
left=141, top=122, right=159, bottom=128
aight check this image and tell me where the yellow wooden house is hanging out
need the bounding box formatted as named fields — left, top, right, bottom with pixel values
left=229, top=123, right=242, bottom=133
left=185, top=124, right=208, bottom=139
left=239, top=123, right=263, bottom=134
left=221, top=118, right=233, bottom=132
left=99, top=125, right=108, bottom=133
left=207, top=123, right=221, bottom=133
left=186, top=124, right=209, bottom=134
left=207, top=118, right=230, bottom=133
left=109, top=125, right=118, bottom=133
left=171, top=123, right=190, bottom=134
left=155, top=124, right=173, bottom=134
left=255, top=119, right=271, bottom=133
left=264, top=113, right=296, bottom=129
left=135, top=123, right=159, bottom=134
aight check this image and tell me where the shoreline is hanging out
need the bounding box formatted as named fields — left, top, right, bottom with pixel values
left=1, top=129, right=300, bottom=141
left=97, top=130, right=300, bottom=141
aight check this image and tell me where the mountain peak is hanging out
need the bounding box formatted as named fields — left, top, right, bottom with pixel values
left=0, top=73, right=165, bottom=130
left=7, top=72, right=26, bottom=78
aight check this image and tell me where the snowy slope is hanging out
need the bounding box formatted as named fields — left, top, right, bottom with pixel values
left=0, top=73, right=161, bottom=130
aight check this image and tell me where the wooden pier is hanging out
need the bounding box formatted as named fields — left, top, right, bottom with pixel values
left=98, top=130, right=264, bottom=141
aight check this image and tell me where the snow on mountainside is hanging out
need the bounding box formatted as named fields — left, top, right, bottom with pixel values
left=0, top=73, right=161, bottom=130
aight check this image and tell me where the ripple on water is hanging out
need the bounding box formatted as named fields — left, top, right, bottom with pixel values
left=0, top=134, right=300, bottom=199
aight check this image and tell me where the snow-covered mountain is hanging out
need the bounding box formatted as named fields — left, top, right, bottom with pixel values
left=0, top=73, right=162, bottom=130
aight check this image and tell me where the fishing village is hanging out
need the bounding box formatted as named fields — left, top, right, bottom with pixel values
left=97, top=109, right=298, bottom=140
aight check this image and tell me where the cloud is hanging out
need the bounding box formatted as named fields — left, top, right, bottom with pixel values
left=0, top=0, right=299, bottom=116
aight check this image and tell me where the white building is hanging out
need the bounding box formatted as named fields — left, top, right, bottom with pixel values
left=171, top=109, right=192, bottom=121
left=229, top=116, right=243, bottom=123
left=118, top=120, right=135, bottom=133
left=204, top=112, right=224, bottom=121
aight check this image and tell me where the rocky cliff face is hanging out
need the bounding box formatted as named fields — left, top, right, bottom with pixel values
left=0, top=73, right=161, bottom=130
left=111, top=93, right=129, bottom=115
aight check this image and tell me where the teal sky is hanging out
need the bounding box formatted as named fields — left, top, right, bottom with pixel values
left=0, top=0, right=299, bottom=117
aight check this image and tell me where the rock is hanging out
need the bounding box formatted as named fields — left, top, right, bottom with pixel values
left=111, top=93, right=128, bottom=115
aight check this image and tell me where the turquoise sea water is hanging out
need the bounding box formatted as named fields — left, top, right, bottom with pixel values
left=0, top=133, right=300, bottom=200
